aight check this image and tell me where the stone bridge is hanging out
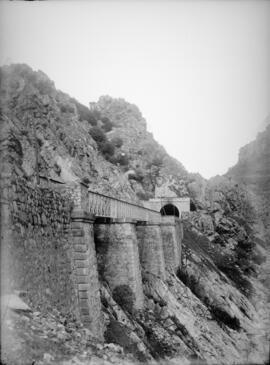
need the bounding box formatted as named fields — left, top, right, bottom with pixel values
left=61, top=182, right=188, bottom=335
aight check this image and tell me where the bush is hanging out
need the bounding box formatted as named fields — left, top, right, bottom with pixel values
left=112, top=285, right=135, bottom=314
left=136, top=191, right=152, bottom=201
left=92, top=108, right=101, bottom=120
left=73, top=100, right=97, bottom=126
left=111, top=136, right=123, bottom=148
left=115, top=153, right=129, bottom=166
left=60, top=103, right=74, bottom=113
left=89, top=126, right=107, bottom=144
left=151, top=155, right=164, bottom=167
left=101, top=117, right=113, bottom=132
left=176, top=269, right=197, bottom=294
left=36, top=79, right=54, bottom=95
left=100, top=141, right=115, bottom=157
left=209, top=306, right=240, bottom=331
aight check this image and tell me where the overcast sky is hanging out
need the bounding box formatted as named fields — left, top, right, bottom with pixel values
left=0, top=0, right=269, bottom=178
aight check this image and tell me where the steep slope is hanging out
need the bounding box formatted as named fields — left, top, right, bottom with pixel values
left=0, top=64, right=137, bottom=201
left=1, top=64, right=270, bottom=365
left=95, top=95, right=189, bottom=200
left=227, top=121, right=270, bottom=240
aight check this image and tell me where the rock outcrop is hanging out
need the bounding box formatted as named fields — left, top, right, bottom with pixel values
left=1, top=64, right=269, bottom=365
left=227, top=121, right=270, bottom=240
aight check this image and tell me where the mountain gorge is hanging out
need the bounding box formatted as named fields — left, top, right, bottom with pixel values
left=1, top=64, right=269, bottom=365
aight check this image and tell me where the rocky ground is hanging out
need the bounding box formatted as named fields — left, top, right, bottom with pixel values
left=1, top=297, right=138, bottom=365
left=1, top=64, right=270, bottom=365
left=2, top=257, right=269, bottom=365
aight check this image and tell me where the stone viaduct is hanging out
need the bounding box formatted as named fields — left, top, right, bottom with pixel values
left=68, top=183, right=189, bottom=336
left=0, top=124, right=189, bottom=340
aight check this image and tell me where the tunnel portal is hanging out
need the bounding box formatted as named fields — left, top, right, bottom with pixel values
left=160, top=204, right=180, bottom=217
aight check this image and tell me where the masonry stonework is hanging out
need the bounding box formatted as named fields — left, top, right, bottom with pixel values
left=3, top=174, right=79, bottom=318
left=94, top=219, right=144, bottom=310
left=71, top=209, right=103, bottom=338
left=136, top=221, right=166, bottom=281
left=160, top=217, right=182, bottom=272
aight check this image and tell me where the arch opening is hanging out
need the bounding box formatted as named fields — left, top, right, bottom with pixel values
left=190, top=200, right=197, bottom=212
left=160, top=204, right=179, bottom=217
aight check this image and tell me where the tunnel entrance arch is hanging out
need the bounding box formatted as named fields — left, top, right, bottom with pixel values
left=160, top=204, right=179, bottom=217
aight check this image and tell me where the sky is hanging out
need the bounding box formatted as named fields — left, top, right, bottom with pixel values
left=0, top=0, right=269, bottom=178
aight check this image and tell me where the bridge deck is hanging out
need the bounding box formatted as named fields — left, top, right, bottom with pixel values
left=88, top=190, right=161, bottom=221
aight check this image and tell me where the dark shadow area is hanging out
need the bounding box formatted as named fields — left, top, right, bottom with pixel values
left=160, top=204, right=179, bottom=217
left=190, top=200, right=197, bottom=211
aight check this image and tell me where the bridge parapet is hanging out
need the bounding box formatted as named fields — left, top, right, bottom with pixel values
left=88, top=189, right=161, bottom=221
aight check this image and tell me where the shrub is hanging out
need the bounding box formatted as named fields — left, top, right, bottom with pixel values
left=112, top=285, right=135, bottom=314
left=136, top=191, right=152, bottom=201
left=60, top=103, right=74, bottom=113
left=92, top=108, right=101, bottom=120
left=111, top=136, right=123, bottom=148
left=101, top=117, right=113, bottom=132
left=209, top=306, right=240, bottom=331
left=36, top=79, right=53, bottom=95
left=115, top=153, right=129, bottom=166
left=89, top=126, right=107, bottom=144
left=176, top=268, right=197, bottom=294
left=73, top=100, right=97, bottom=126
left=151, top=155, right=164, bottom=167
left=100, top=141, right=115, bottom=157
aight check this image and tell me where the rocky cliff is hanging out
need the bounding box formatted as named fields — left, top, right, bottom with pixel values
left=227, top=121, right=270, bottom=241
left=1, top=64, right=269, bottom=365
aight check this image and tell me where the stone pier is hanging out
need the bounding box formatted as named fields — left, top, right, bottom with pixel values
left=160, top=216, right=182, bottom=272
left=136, top=220, right=166, bottom=281
left=94, top=218, right=144, bottom=310
left=71, top=208, right=103, bottom=338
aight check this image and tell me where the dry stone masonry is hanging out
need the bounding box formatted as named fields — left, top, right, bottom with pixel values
left=1, top=127, right=185, bottom=339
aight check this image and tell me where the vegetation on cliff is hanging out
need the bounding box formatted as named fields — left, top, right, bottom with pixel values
left=1, top=64, right=269, bottom=365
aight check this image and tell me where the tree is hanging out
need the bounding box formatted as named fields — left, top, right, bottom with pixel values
left=89, top=126, right=107, bottom=144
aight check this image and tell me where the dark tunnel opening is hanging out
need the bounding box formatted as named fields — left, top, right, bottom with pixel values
left=160, top=204, right=180, bottom=217
left=190, top=200, right=197, bottom=211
